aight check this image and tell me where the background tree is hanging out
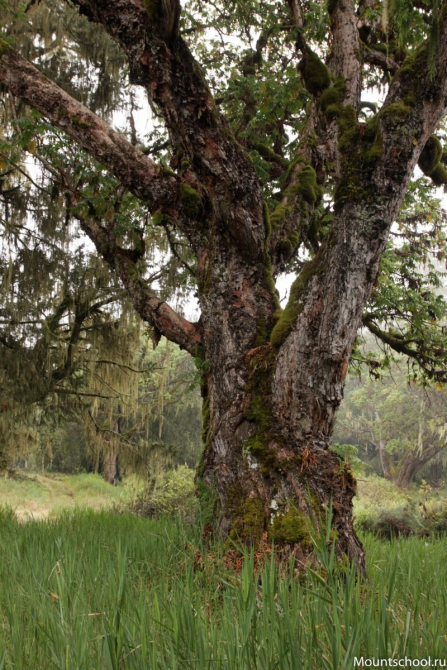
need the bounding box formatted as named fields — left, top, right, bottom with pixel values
left=334, top=367, right=447, bottom=488
left=2, top=0, right=447, bottom=570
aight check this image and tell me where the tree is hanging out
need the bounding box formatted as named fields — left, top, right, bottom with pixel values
left=333, top=368, right=447, bottom=488
left=2, top=0, right=447, bottom=571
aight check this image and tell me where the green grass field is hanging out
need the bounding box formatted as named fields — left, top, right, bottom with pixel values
left=0, top=505, right=446, bottom=669
left=0, top=472, right=132, bottom=521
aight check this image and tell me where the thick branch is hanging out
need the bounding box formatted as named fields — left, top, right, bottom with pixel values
left=0, top=42, right=187, bottom=221
left=67, top=0, right=266, bottom=261
left=268, top=107, right=323, bottom=270
left=363, top=49, right=399, bottom=74
left=328, top=0, right=362, bottom=109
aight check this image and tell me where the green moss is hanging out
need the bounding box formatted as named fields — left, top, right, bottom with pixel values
left=333, top=174, right=366, bottom=209
left=380, top=102, right=411, bottom=124
left=274, top=164, right=323, bottom=223
left=196, top=478, right=219, bottom=527
left=337, top=105, right=358, bottom=151
left=320, top=77, right=346, bottom=115
left=253, top=317, right=267, bottom=347
left=332, top=105, right=386, bottom=209
left=320, top=88, right=342, bottom=113
left=430, top=162, right=447, bottom=186
left=288, top=230, right=299, bottom=251
left=418, top=135, right=443, bottom=175
left=228, top=491, right=266, bottom=544
left=325, top=104, right=343, bottom=121
left=301, top=50, right=331, bottom=95
left=404, top=91, right=417, bottom=107
left=252, top=142, right=288, bottom=167
left=264, top=268, right=278, bottom=303
left=162, top=167, right=176, bottom=178
left=0, top=38, right=12, bottom=55
left=270, top=203, right=291, bottom=229
left=270, top=255, right=326, bottom=348
left=70, top=115, right=89, bottom=129
left=296, top=165, right=324, bottom=204
left=363, top=115, right=379, bottom=142
left=399, top=44, right=428, bottom=80
left=181, top=183, right=201, bottom=217
left=363, top=125, right=383, bottom=164
left=241, top=345, right=281, bottom=477
left=283, top=153, right=306, bottom=183
left=270, top=505, right=312, bottom=545
left=181, top=158, right=190, bottom=169
left=244, top=434, right=277, bottom=476
left=242, top=498, right=265, bottom=542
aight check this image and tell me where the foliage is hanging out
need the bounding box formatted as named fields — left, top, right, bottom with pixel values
left=353, top=474, right=447, bottom=538
left=353, top=185, right=447, bottom=383
left=333, top=363, right=447, bottom=486
left=0, top=0, right=199, bottom=476
left=0, top=508, right=447, bottom=666
left=120, top=465, right=195, bottom=518
left=0, top=296, right=202, bottom=477
left=329, top=442, right=365, bottom=477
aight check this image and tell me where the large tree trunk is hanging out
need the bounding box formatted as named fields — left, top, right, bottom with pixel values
left=196, top=200, right=375, bottom=570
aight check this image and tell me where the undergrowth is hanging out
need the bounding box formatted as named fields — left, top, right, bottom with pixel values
left=0, top=506, right=446, bottom=668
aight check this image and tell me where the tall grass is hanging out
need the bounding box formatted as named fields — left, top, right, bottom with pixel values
left=0, top=506, right=446, bottom=668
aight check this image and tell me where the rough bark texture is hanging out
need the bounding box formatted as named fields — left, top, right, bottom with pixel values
left=2, top=0, right=447, bottom=573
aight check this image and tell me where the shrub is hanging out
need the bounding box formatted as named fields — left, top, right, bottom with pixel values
left=122, top=466, right=195, bottom=518
left=354, top=475, right=447, bottom=537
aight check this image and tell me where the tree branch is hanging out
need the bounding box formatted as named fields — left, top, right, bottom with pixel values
left=0, top=41, right=188, bottom=223
left=363, top=49, right=400, bottom=74
left=362, top=315, right=447, bottom=382
left=328, top=0, right=362, bottom=109
left=286, top=0, right=303, bottom=28
left=70, top=203, right=202, bottom=354
left=66, top=0, right=266, bottom=261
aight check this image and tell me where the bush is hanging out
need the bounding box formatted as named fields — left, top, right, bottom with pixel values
left=122, top=466, right=195, bottom=518
left=354, top=475, right=447, bottom=537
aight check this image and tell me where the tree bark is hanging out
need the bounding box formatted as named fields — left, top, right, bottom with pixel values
left=2, top=0, right=447, bottom=575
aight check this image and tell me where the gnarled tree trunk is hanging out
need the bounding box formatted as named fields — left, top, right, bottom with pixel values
left=394, top=446, right=442, bottom=489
